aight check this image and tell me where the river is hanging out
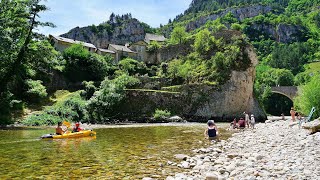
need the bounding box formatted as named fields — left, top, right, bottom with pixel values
left=0, top=123, right=231, bottom=179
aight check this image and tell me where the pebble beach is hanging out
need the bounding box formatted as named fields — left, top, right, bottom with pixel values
left=165, top=118, right=320, bottom=180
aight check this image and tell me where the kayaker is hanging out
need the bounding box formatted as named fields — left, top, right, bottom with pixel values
left=204, top=120, right=218, bottom=140
left=56, top=122, right=67, bottom=135
left=72, top=122, right=83, bottom=132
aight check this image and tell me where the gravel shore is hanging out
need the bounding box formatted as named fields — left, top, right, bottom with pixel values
left=166, top=119, right=320, bottom=180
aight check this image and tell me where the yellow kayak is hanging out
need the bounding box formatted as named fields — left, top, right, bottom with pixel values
left=41, top=130, right=96, bottom=139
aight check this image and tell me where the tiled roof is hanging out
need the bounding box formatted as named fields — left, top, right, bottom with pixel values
left=50, top=35, right=96, bottom=49
left=97, top=48, right=115, bottom=54
left=109, top=44, right=136, bottom=53
left=145, top=33, right=166, bottom=43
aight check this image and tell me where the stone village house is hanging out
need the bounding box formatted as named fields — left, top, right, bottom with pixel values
left=49, top=35, right=97, bottom=53
left=129, top=33, right=166, bottom=62
left=49, top=33, right=166, bottom=64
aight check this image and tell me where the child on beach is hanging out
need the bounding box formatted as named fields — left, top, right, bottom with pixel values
left=244, top=112, right=250, bottom=128
left=250, top=114, right=255, bottom=129
left=204, top=120, right=218, bottom=140
left=290, top=107, right=296, bottom=122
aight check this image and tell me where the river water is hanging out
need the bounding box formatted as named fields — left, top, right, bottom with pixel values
left=0, top=123, right=231, bottom=179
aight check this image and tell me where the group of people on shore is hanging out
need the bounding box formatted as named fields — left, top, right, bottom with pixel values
left=204, top=112, right=256, bottom=141
left=230, top=112, right=255, bottom=130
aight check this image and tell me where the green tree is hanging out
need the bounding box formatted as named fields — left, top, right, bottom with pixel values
left=294, top=75, right=320, bottom=118
left=63, top=44, right=111, bottom=82
left=0, top=0, right=55, bottom=124
left=170, top=26, right=188, bottom=44
left=194, top=29, right=212, bottom=55
left=86, top=74, right=139, bottom=122
left=269, top=43, right=309, bottom=75
left=0, top=0, right=55, bottom=92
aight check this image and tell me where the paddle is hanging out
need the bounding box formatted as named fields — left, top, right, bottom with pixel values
left=62, top=121, right=72, bottom=134
left=63, top=120, right=71, bottom=128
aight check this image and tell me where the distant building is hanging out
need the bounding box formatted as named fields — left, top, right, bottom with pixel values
left=144, top=33, right=166, bottom=44
left=129, top=40, right=148, bottom=61
left=129, top=33, right=166, bottom=62
left=49, top=35, right=96, bottom=53
left=107, top=44, right=137, bottom=63
left=96, top=48, right=116, bottom=59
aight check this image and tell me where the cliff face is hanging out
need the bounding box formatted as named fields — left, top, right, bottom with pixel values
left=185, top=5, right=273, bottom=32
left=161, top=4, right=306, bottom=44
left=116, top=41, right=266, bottom=122
left=60, top=18, right=147, bottom=48
left=245, top=23, right=308, bottom=43
left=192, top=44, right=264, bottom=120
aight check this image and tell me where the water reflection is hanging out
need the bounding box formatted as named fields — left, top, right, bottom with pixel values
left=0, top=123, right=231, bottom=179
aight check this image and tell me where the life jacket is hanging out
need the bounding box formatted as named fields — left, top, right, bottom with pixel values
left=72, top=127, right=82, bottom=132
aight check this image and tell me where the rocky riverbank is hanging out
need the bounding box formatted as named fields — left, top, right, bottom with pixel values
left=165, top=119, right=320, bottom=180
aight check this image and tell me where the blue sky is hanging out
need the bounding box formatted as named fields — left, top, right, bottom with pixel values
left=38, top=0, right=192, bottom=36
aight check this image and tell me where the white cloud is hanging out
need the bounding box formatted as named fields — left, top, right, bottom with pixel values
left=38, top=0, right=192, bottom=36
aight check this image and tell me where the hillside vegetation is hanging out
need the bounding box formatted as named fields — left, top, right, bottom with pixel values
left=161, top=0, right=320, bottom=116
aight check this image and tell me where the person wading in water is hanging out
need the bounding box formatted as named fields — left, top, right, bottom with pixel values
left=204, top=120, right=218, bottom=140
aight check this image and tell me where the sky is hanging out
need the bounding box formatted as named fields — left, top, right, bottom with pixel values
left=38, top=0, right=192, bottom=36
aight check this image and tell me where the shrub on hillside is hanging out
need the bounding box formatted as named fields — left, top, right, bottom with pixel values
left=23, top=92, right=87, bottom=126
left=294, top=75, right=320, bottom=119
left=118, top=58, right=149, bottom=76
left=80, top=81, right=97, bottom=100
left=153, top=109, right=171, bottom=121
left=24, top=79, right=48, bottom=102
left=63, top=44, right=112, bottom=82
left=86, top=74, right=140, bottom=123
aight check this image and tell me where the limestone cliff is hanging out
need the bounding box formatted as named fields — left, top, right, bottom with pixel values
left=116, top=33, right=266, bottom=122
left=60, top=14, right=152, bottom=48
left=162, top=4, right=306, bottom=44
left=185, top=5, right=273, bottom=32
left=244, top=23, right=308, bottom=43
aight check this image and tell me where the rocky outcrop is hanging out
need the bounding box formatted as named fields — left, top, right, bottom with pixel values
left=244, top=23, right=308, bottom=43
left=185, top=5, right=273, bottom=32
left=61, top=18, right=147, bottom=48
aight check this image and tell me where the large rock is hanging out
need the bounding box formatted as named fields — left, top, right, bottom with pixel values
left=61, top=17, right=146, bottom=47
left=302, top=118, right=320, bottom=134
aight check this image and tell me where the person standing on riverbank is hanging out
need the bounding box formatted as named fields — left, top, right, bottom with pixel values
left=250, top=114, right=255, bottom=129
left=290, top=107, right=296, bottom=122
left=204, top=120, right=218, bottom=140
left=244, top=112, right=250, bottom=128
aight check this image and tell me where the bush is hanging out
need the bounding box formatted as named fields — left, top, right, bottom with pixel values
left=118, top=58, right=149, bottom=76
left=64, top=44, right=112, bottom=82
left=147, top=41, right=161, bottom=52
left=294, top=72, right=312, bottom=85
left=86, top=74, right=140, bottom=123
left=23, top=92, right=87, bottom=126
left=294, top=75, right=320, bottom=119
left=80, top=81, right=97, bottom=100
left=231, top=23, right=242, bottom=31
left=24, top=79, right=48, bottom=102
left=153, top=109, right=171, bottom=121
left=0, top=91, right=14, bottom=125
